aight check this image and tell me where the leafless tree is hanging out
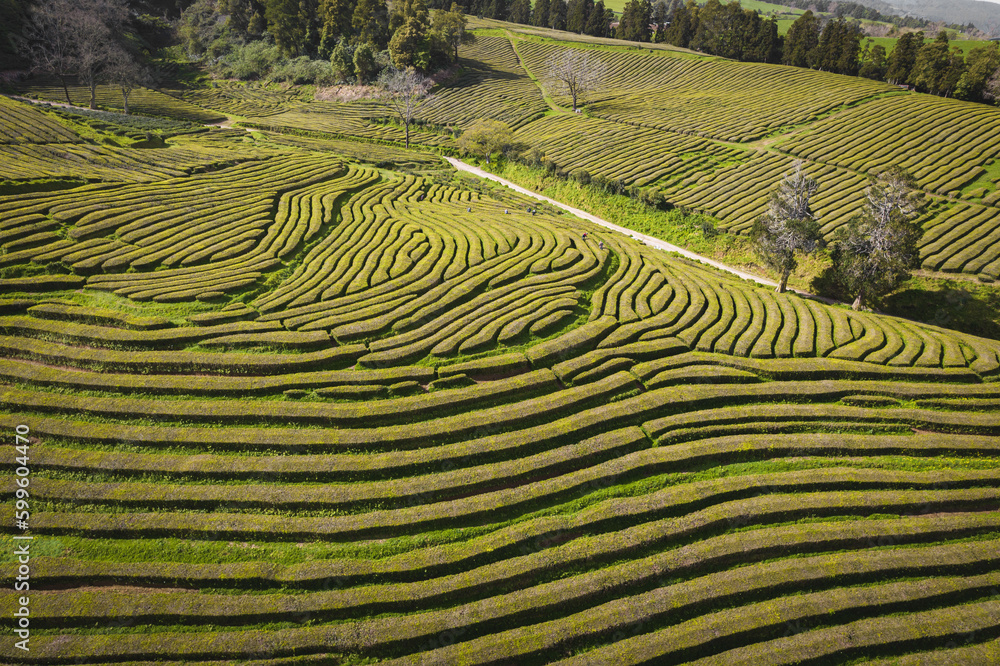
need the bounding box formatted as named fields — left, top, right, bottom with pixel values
left=750, top=161, right=823, bottom=293
left=377, top=68, right=433, bottom=149
left=21, top=0, right=130, bottom=109
left=20, top=0, right=80, bottom=104
left=546, top=48, right=607, bottom=112
left=104, top=45, right=153, bottom=115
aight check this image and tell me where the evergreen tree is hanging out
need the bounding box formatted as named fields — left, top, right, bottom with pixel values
left=508, top=0, right=531, bottom=25
left=352, top=40, right=378, bottom=82
left=431, top=3, right=467, bottom=62
left=329, top=37, right=354, bottom=80
left=652, top=1, right=668, bottom=43
left=485, top=0, right=508, bottom=20
left=265, top=0, right=309, bottom=56
left=750, top=161, right=823, bottom=294
left=909, top=31, right=965, bottom=97
left=352, top=0, right=390, bottom=48
left=832, top=167, right=922, bottom=310
left=566, top=0, right=591, bottom=34
left=750, top=15, right=780, bottom=63
left=885, top=31, right=922, bottom=85
left=548, top=0, right=567, bottom=31
left=319, top=0, right=356, bottom=56
left=663, top=0, right=696, bottom=48
left=782, top=10, right=820, bottom=68
left=814, top=18, right=844, bottom=72
left=954, top=42, right=1000, bottom=102
left=532, top=0, right=550, bottom=27
left=858, top=42, right=887, bottom=80
left=618, top=0, right=651, bottom=42
left=584, top=0, right=608, bottom=36
left=835, top=21, right=862, bottom=76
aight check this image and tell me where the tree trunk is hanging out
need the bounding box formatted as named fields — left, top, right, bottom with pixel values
left=405, top=121, right=410, bottom=149
left=775, top=271, right=789, bottom=293
left=58, top=76, right=71, bottom=105
left=89, top=80, right=97, bottom=110
left=122, top=88, right=129, bottom=115
left=852, top=294, right=863, bottom=311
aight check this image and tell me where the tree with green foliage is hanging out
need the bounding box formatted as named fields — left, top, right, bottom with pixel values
left=431, top=4, right=468, bottom=62
left=508, top=0, right=531, bottom=25
left=652, top=1, right=668, bottom=43
left=388, top=0, right=433, bottom=70
left=329, top=38, right=354, bottom=80
left=567, top=0, right=592, bottom=34
left=485, top=0, right=508, bottom=20
left=533, top=0, right=551, bottom=27
left=954, top=42, right=1000, bottom=102
left=352, top=0, right=391, bottom=48
left=352, top=40, right=379, bottom=82
left=548, top=0, right=567, bottom=31
left=663, top=0, right=697, bottom=48
left=885, top=31, right=922, bottom=85
left=750, top=161, right=823, bottom=294
left=814, top=18, right=861, bottom=75
left=319, top=0, right=357, bottom=56
left=831, top=166, right=923, bottom=310
left=584, top=0, right=610, bottom=37
left=782, top=10, right=820, bottom=68
left=750, top=15, right=780, bottom=64
left=618, top=0, right=652, bottom=42
left=859, top=41, right=888, bottom=80
left=265, top=0, right=319, bottom=57
left=909, top=31, right=965, bottom=97
left=457, top=119, right=518, bottom=164
left=377, top=67, right=432, bottom=148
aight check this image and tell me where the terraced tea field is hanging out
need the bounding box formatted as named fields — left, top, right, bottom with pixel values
left=2, top=97, right=1000, bottom=663
left=12, top=22, right=1000, bottom=278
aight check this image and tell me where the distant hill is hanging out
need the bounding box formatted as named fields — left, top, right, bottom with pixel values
left=856, top=0, right=1000, bottom=33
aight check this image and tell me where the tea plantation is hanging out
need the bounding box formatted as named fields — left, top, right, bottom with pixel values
left=2, top=20, right=1000, bottom=665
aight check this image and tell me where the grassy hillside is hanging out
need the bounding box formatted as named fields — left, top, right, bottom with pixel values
left=2, top=97, right=1000, bottom=662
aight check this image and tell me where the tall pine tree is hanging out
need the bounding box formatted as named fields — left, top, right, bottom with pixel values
left=782, top=10, right=820, bottom=69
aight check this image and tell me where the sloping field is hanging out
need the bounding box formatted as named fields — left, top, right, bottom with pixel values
left=497, top=31, right=1000, bottom=278
left=13, top=78, right=226, bottom=124
left=513, top=39, right=896, bottom=142
left=243, top=35, right=549, bottom=143
left=11, top=27, right=1000, bottom=278
left=2, top=119, right=1000, bottom=663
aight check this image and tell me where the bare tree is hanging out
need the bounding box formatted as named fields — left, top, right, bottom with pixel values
left=104, top=45, right=153, bottom=115
left=750, top=161, right=823, bottom=293
left=20, top=0, right=80, bottom=104
left=832, top=166, right=923, bottom=310
left=546, top=48, right=607, bottom=112
left=377, top=68, right=433, bottom=149
left=21, top=0, right=130, bottom=109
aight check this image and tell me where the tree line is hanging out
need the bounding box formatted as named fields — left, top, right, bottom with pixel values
left=180, top=0, right=467, bottom=81
left=608, top=0, right=999, bottom=106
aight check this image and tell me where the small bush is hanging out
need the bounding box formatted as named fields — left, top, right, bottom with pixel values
left=570, top=168, right=591, bottom=185
left=218, top=41, right=282, bottom=80
left=270, top=56, right=335, bottom=85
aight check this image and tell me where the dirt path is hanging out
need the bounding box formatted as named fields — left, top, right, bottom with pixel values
left=446, top=156, right=783, bottom=287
